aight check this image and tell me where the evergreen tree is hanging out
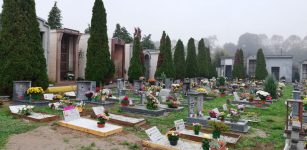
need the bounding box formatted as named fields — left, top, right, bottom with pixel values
left=155, top=31, right=166, bottom=77
left=264, top=74, right=277, bottom=99
left=163, top=35, right=175, bottom=78
left=197, top=39, right=208, bottom=77
left=141, top=34, right=155, bottom=49
left=84, top=24, right=91, bottom=34
left=185, top=38, right=198, bottom=78
left=232, top=49, right=245, bottom=79
left=112, top=23, right=133, bottom=43
left=128, top=29, right=144, bottom=82
left=255, top=48, right=268, bottom=80
left=173, top=40, right=186, bottom=80
left=47, top=1, right=62, bottom=29
left=85, top=0, right=114, bottom=86
left=0, top=0, right=49, bottom=94
left=206, top=46, right=215, bottom=78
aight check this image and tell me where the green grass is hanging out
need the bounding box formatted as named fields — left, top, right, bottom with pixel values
left=0, top=107, right=39, bottom=149
left=120, top=141, right=140, bottom=150
left=32, top=106, right=63, bottom=116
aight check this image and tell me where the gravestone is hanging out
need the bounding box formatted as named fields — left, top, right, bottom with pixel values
left=292, top=91, right=301, bottom=116
left=183, top=79, right=191, bottom=95
left=188, top=92, right=204, bottom=117
left=76, top=81, right=96, bottom=101
left=63, top=109, right=81, bottom=122
left=174, top=80, right=181, bottom=84
left=164, top=78, right=173, bottom=89
left=159, top=89, right=171, bottom=103
left=92, top=106, right=105, bottom=115
left=140, top=91, right=147, bottom=105
left=13, top=81, right=31, bottom=101
left=174, top=119, right=185, bottom=131
left=233, top=92, right=240, bottom=101
left=133, top=80, right=142, bottom=92
left=117, top=78, right=125, bottom=97
left=44, top=94, right=54, bottom=100
left=145, top=126, right=166, bottom=142
left=223, top=104, right=228, bottom=111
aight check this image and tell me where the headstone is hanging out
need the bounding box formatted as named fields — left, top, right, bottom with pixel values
left=92, top=106, right=105, bottom=115
left=145, top=126, right=165, bottom=142
left=63, top=109, right=80, bottom=122
left=159, top=89, right=171, bottom=103
left=13, top=81, right=31, bottom=101
left=233, top=92, right=240, bottom=101
left=43, top=94, right=54, bottom=100
left=164, top=78, right=173, bottom=89
left=197, top=93, right=204, bottom=116
left=76, top=81, right=96, bottom=100
left=133, top=80, right=142, bottom=92
left=292, top=100, right=301, bottom=116
left=140, top=92, right=147, bottom=105
left=174, top=119, right=185, bottom=131
left=188, top=92, right=197, bottom=117
left=183, top=80, right=191, bottom=95
left=117, top=78, right=125, bottom=97
left=174, top=80, right=181, bottom=84
left=223, top=104, right=228, bottom=111
left=293, top=91, right=301, bottom=100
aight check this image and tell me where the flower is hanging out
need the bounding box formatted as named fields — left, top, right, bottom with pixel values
left=27, top=87, right=44, bottom=94
left=256, top=90, right=270, bottom=97
left=166, top=130, right=180, bottom=141
left=196, top=88, right=208, bottom=94
left=97, top=113, right=109, bottom=124
left=85, top=91, right=94, bottom=98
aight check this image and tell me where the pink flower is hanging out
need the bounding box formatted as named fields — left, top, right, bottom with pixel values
left=64, top=105, right=75, bottom=111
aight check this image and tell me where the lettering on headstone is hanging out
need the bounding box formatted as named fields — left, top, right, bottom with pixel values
left=92, top=106, right=105, bottom=115
left=188, top=95, right=196, bottom=117
left=174, top=119, right=185, bottom=131
left=145, top=126, right=165, bottom=142
left=63, top=109, right=80, bottom=122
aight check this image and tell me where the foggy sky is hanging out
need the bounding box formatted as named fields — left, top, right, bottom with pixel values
left=0, top=0, right=307, bottom=45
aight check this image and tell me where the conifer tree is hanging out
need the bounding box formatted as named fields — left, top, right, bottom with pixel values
left=173, top=40, right=186, bottom=79
left=232, top=49, right=244, bottom=79
left=155, top=31, right=166, bottom=77
left=197, top=39, right=208, bottom=77
left=185, top=38, right=198, bottom=78
left=163, top=35, right=175, bottom=78
left=47, top=1, right=62, bottom=29
left=255, top=48, right=268, bottom=80
left=112, top=23, right=133, bottom=43
left=0, top=0, right=49, bottom=94
left=206, top=47, right=215, bottom=78
left=85, top=0, right=114, bottom=85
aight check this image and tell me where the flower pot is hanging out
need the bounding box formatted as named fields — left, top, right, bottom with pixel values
left=220, top=93, right=225, bottom=97
left=97, top=123, right=105, bottom=128
left=169, top=140, right=178, bottom=146
left=212, top=130, right=220, bottom=139
left=261, top=100, right=266, bottom=104
left=31, top=94, right=41, bottom=101
left=121, top=103, right=129, bottom=107
left=194, top=130, right=200, bottom=135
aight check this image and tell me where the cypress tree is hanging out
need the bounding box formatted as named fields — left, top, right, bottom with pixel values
left=255, top=48, right=268, bottom=80
left=173, top=40, right=186, bottom=80
left=239, top=49, right=245, bottom=78
left=163, top=35, right=175, bottom=78
left=206, top=47, right=215, bottom=78
left=0, top=0, right=49, bottom=94
left=197, top=39, right=207, bottom=77
left=128, top=28, right=144, bottom=82
left=264, top=74, right=277, bottom=99
left=112, top=23, right=133, bottom=43
left=85, top=0, right=115, bottom=86
left=185, top=38, right=198, bottom=78
left=155, top=31, right=166, bottom=77
left=232, top=49, right=245, bottom=79
left=47, top=1, right=62, bottom=29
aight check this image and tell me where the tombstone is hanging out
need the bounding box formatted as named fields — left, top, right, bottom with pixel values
left=13, top=81, right=31, bottom=101
left=159, top=89, right=171, bottom=103
left=140, top=91, right=147, bottom=105
left=233, top=92, right=240, bottom=101
left=293, top=91, right=301, bottom=100
left=63, top=109, right=81, bottom=122
left=183, top=80, right=191, bottom=95
left=164, top=78, right=173, bottom=89
left=174, top=79, right=181, bottom=84
left=174, top=119, right=185, bottom=131
left=117, top=78, right=125, bottom=97
left=145, top=126, right=166, bottom=142
left=222, top=104, right=228, bottom=111
left=188, top=92, right=204, bottom=117
left=133, top=80, right=142, bottom=92
left=76, top=81, right=96, bottom=101
left=92, top=106, right=105, bottom=115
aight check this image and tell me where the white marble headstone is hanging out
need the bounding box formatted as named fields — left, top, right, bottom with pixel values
left=63, top=109, right=80, bottom=122
left=92, top=106, right=105, bottom=115
left=160, top=89, right=170, bottom=102
left=174, top=119, right=185, bottom=131
left=233, top=92, right=240, bottom=101
left=145, top=126, right=165, bottom=143
left=223, top=104, right=228, bottom=111
left=43, top=94, right=54, bottom=100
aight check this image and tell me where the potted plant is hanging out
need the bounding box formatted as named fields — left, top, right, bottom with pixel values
left=202, top=139, right=210, bottom=150
left=208, top=110, right=218, bottom=118
left=166, top=96, right=180, bottom=108
left=146, top=94, right=159, bottom=110
left=218, top=112, right=225, bottom=122
left=228, top=108, right=240, bottom=122
left=85, top=91, right=94, bottom=101
left=97, top=113, right=109, bottom=128
left=219, top=86, right=226, bottom=97
left=121, top=96, right=129, bottom=107
left=208, top=121, right=229, bottom=139
left=193, top=123, right=202, bottom=135
left=248, top=94, right=255, bottom=102
left=166, top=130, right=180, bottom=146
left=18, top=105, right=33, bottom=116
left=256, top=90, right=270, bottom=104
left=27, top=87, right=44, bottom=101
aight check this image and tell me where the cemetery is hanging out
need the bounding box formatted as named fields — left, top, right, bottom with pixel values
left=0, top=0, right=306, bottom=150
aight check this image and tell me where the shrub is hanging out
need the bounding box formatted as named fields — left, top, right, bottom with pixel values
left=264, top=74, right=278, bottom=99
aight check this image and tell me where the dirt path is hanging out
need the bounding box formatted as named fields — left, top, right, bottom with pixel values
left=6, top=124, right=143, bottom=150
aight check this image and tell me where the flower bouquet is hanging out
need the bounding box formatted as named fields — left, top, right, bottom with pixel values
left=146, top=94, right=160, bottom=110
left=208, top=110, right=218, bottom=118
left=218, top=112, right=225, bottom=122
left=256, top=90, right=270, bottom=104
left=121, top=96, right=129, bottom=107
left=18, top=105, right=33, bottom=116
left=193, top=123, right=202, bottom=135
left=209, top=139, right=226, bottom=150
left=166, top=96, right=180, bottom=108
left=97, top=113, right=109, bottom=128
left=27, top=87, right=44, bottom=101
left=196, top=88, right=208, bottom=94
left=99, top=89, right=110, bottom=101
left=166, top=130, right=180, bottom=146
left=228, top=108, right=240, bottom=122
left=171, top=84, right=181, bottom=93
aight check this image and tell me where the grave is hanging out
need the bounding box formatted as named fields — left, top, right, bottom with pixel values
left=9, top=105, right=59, bottom=122
left=133, top=80, right=142, bottom=92
left=173, top=119, right=240, bottom=148
left=58, top=109, right=123, bottom=137
left=182, top=79, right=191, bottom=95
left=92, top=106, right=146, bottom=127
left=164, top=78, right=173, bottom=89
left=120, top=105, right=166, bottom=117
left=116, top=78, right=125, bottom=97
left=13, top=81, right=49, bottom=106
left=230, top=92, right=271, bottom=108
left=76, top=81, right=96, bottom=101
left=186, top=92, right=250, bottom=133
left=142, top=126, right=203, bottom=150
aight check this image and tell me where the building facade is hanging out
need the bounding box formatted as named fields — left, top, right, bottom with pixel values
left=300, top=60, right=307, bottom=81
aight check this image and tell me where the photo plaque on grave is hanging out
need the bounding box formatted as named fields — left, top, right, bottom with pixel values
left=76, top=81, right=96, bottom=100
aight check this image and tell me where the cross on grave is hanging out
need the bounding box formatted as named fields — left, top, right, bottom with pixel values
left=117, top=78, right=125, bottom=97
left=188, top=92, right=204, bottom=118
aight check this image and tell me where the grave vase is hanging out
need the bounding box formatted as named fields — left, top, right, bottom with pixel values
left=97, top=123, right=105, bottom=128
left=101, top=95, right=106, bottom=101
left=194, top=130, right=200, bottom=135
left=169, top=140, right=178, bottom=146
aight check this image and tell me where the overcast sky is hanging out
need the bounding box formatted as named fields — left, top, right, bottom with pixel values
left=1, top=0, right=307, bottom=45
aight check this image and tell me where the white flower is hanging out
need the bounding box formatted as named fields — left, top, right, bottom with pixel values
left=256, top=90, right=270, bottom=97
